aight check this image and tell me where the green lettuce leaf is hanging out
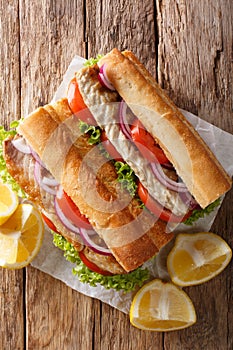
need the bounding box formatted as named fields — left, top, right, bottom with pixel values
left=79, top=120, right=102, bottom=145
left=114, top=161, right=138, bottom=197
left=183, top=198, right=221, bottom=225
left=78, top=121, right=139, bottom=197
left=0, top=121, right=26, bottom=197
left=84, top=54, right=103, bottom=67
left=53, top=233, right=150, bottom=292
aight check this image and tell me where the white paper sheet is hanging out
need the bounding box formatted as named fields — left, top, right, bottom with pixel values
left=31, top=56, right=233, bottom=314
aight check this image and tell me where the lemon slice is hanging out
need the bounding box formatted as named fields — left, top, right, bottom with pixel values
left=0, top=203, right=44, bottom=269
left=130, top=279, right=196, bottom=331
left=167, top=232, right=232, bottom=287
left=0, top=182, right=19, bottom=225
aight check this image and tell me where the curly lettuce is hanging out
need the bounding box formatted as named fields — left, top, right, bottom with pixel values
left=84, top=54, right=103, bottom=67
left=53, top=233, right=150, bottom=292
left=0, top=121, right=26, bottom=197
left=79, top=120, right=102, bottom=145
left=183, top=198, right=221, bottom=225
left=114, top=161, right=138, bottom=197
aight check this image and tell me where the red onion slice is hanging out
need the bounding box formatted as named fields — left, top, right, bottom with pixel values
left=150, top=161, right=188, bottom=193
left=79, top=227, right=112, bottom=256
left=98, top=64, right=115, bottom=91
left=54, top=197, right=81, bottom=236
left=56, top=184, right=63, bottom=199
left=12, top=138, right=31, bottom=154
left=179, top=191, right=199, bottom=210
left=42, top=176, right=59, bottom=187
left=34, top=161, right=57, bottom=195
left=119, top=100, right=133, bottom=140
left=30, top=147, right=46, bottom=167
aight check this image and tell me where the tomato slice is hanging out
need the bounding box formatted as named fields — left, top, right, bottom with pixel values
left=56, top=189, right=92, bottom=229
left=67, top=77, right=97, bottom=125
left=131, top=119, right=169, bottom=164
left=79, top=250, right=113, bottom=276
left=137, top=182, right=190, bottom=223
left=42, top=213, right=60, bottom=233
left=100, top=130, right=123, bottom=161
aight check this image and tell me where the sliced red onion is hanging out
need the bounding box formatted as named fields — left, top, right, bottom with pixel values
left=56, top=184, right=63, bottom=199
left=179, top=191, right=199, bottom=210
left=98, top=74, right=110, bottom=90
left=150, top=161, right=188, bottom=193
left=42, top=176, right=59, bottom=187
left=119, top=100, right=133, bottom=140
left=34, top=161, right=57, bottom=195
left=30, top=147, right=46, bottom=167
left=79, top=228, right=112, bottom=256
left=54, top=197, right=81, bottom=235
left=98, top=64, right=115, bottom=91
left=12, top=138, right=31, bottom=154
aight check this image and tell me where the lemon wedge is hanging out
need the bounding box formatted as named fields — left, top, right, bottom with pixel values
left=130, top=279, right=196, bottom=331
left=0, top=203, right=44, bottom=269
left=0, top=182, right=19, bottom=225
left=167, top=232, right=232, bottom=286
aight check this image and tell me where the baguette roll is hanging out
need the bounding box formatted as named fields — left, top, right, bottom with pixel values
left=18, top=98, right=173, bottom=272
left=99, top=49, right=232, bottom=208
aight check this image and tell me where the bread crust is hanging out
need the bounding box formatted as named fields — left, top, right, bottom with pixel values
left=99, top=49, right=232, bottom=208
left=18, top=98, right=173, bottom=272
left=3, top=137, right=84, bottom=252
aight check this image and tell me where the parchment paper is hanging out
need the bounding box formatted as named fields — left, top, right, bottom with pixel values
left=31, top=56, right=233, bottom=314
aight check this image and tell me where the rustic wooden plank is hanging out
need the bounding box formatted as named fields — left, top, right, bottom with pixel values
left=26, top=267, right=98, bottom=349
left=0, top=0, right=21, bottom=125
left=156, top=0, right=233, bottom=132
left=18, top=1, right=96, bottom=349
left=19, top=0, right=86, bottom=115
left=0, top=270, right=24, bottom=350
left=0, top=1, right=24, bottom=349
left=98, top=303, right=163, bottom=350
left=85, top=1, right=164, bottom=348
left=85, top=0, right=158, bottom=77
left=157, top=1, right=233, bottom=348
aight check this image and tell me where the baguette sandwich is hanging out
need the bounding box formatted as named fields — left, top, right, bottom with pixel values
left=2, top=49, right=231, bottom=291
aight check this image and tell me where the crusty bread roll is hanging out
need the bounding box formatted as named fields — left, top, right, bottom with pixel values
left=99, top=49, right=232, bottom=208
left=18, top=98, right=173, bottom=272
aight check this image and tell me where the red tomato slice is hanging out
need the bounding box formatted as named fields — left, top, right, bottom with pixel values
left=56, top=189, right=92, bottom=229
left=131, top=119, right=169, bottom=164
left=137, top=182, right=190, bottom=223
left=100, top=130, right=123, bottom=161
left=42, top=213, right=60, bottom=233
left=67, top=77, right=97, bottom=125
left=79, top=250, right=113, bottom=276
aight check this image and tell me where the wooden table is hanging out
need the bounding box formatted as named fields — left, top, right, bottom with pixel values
left=1, top=1, right=232, bottom=349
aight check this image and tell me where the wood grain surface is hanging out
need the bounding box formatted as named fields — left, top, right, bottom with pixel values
left=0, top=1, right=232, bottom=349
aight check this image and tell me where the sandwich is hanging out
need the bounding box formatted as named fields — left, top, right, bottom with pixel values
left=1, top=49, right=231, bottom=292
